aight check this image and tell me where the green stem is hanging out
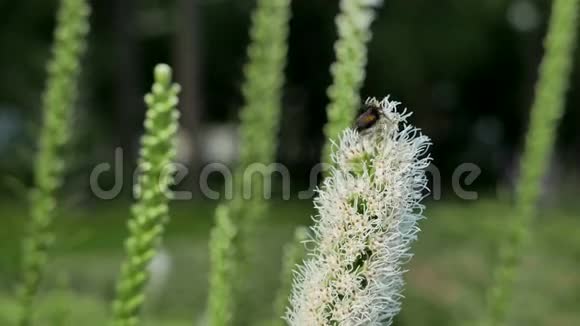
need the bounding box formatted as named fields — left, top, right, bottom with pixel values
left=206, top=0, right=290, bottom=324
left=111, top=64, right=180, bottom=326
left=321, top=0, right=382, bottom=165
left=208, top=205, right=237, bottom=326
left=484, top=1, right=579, bottom=325
left=17, top=0, right=90, bottom=324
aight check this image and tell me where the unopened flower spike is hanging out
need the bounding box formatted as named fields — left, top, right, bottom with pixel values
left=286, top=96, right=431, bottom=326
left=111, top=63, right=181, bottom=326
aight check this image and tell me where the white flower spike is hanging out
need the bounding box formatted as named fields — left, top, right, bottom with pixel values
left=286, top=97, right=431, bottom=326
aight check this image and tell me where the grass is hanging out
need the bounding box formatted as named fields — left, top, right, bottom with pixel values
left=1, top=198, right=579, bottom=325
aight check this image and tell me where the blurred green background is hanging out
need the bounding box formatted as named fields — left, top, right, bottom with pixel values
left=0, top=0, right=579, bottom=325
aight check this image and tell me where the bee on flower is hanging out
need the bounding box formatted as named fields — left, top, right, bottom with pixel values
left=286, top=97, right=431, bottom=326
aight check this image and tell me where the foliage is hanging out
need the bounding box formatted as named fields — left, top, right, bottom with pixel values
left=2, top=200, right=580, bottom=325
left=16, top=0, right=90, bottom=324
left=286, top=98, right=431, bottom=325
left=3, top=291, right=107, bottom=325
left=483, top=1, right=580, bottom=325
left=321, top=0, right=382, bottom=165
left=111, top=64, right=181, bottom=326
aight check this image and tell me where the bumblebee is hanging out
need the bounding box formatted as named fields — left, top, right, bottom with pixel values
left=355, top=102, right=382, bottom=132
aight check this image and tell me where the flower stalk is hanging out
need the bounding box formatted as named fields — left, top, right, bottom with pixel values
left=111, top=64, right=180, bottom=326
left=231, top=0, right=291, bottom=247
left=208, top=205, right=237, bottom=326
left=483, top=0, right=579, bottom=325
left=207, top=0, right=290, bottom=324
left=17, top=0, right=90, bottom=324
left=286, top=97, right=431, bottom=326
left=322, top=0, right=383, bottom=165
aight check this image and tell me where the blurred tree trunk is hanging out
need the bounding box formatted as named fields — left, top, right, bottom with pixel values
left=173, top=0, right=203, bottom=194
left=114, top=0, right=142, bottom=179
